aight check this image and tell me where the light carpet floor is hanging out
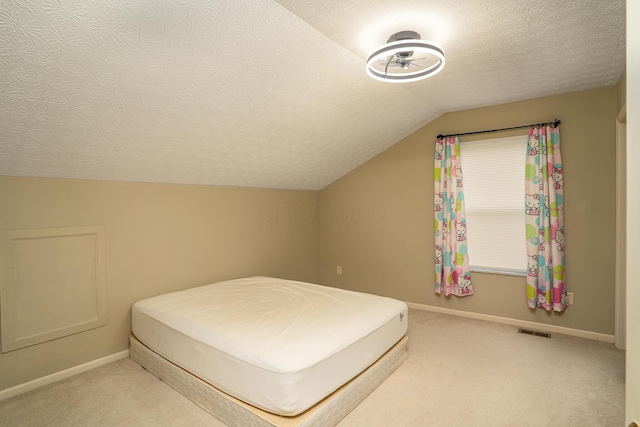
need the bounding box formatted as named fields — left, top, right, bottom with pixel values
left=0, top=309, right=625, bottom=426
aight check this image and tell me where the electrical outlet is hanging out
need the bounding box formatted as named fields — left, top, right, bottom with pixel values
left=567, top=292, right=574, bottom=305
left=337, top=266, right=342, bottom=275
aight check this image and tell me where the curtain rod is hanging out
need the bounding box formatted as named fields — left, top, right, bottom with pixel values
left=437, top=119, right=561, bottom=139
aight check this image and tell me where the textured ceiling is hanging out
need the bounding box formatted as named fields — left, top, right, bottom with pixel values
left=0, top=0, right=626, bottom=190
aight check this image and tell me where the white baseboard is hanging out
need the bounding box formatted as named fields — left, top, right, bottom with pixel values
left=0, top=349, right=130, bottom=402
left=406, top=302, right=615, bottom=343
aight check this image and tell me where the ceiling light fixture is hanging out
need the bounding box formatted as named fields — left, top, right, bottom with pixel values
left=366, top=31, right=445, bottom=83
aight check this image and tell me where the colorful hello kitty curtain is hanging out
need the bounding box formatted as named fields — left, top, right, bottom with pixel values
left=525, top=125, right=568, bottom=311
left=434, top=136, right=473, bottom=296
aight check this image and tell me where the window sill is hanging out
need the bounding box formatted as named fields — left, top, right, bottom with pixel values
left=470, top=267, right=526, bottom=277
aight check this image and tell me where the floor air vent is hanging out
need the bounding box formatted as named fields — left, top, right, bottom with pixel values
left=518, top=328, right=551, bottom=338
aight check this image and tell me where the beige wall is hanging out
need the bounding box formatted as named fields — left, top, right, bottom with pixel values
left=319, top=86, right=618, bottom=335
left=0, top=177, right=320, bottom=390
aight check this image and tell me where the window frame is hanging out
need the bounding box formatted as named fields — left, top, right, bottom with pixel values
left=458, top=134, right=528, bottom=277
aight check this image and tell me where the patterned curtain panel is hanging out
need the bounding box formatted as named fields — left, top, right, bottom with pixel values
left=434, top=137, right=473, bottom=296
left=525, top=126, right=568, bottom=311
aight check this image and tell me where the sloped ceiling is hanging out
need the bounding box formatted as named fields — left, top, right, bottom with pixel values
left=0, top=0, right=625, bottom=190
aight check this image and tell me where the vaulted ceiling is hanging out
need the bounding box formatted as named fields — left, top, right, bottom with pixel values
left=0, top=0, right=626, bottom=190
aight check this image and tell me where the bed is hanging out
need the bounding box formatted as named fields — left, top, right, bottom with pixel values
left=130, top=276, right=408, bottom=426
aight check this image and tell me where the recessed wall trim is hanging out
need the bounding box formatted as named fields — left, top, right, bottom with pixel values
left=0, top=225, right=107, bottom=353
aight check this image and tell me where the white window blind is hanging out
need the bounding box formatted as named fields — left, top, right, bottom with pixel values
left=459, top=135, right=527, bottom=274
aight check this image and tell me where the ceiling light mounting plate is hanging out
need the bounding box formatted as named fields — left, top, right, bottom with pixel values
left=387, top=30, right=421, bottom=44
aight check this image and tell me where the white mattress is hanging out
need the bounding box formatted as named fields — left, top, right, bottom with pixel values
left=131, top=276, right=408, bottom=416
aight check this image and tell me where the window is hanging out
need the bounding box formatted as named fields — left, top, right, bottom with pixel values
left=459, top=135, right=527, bottom=275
